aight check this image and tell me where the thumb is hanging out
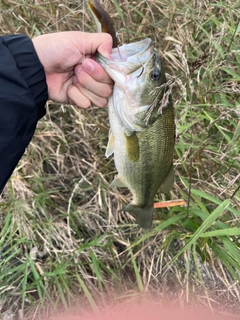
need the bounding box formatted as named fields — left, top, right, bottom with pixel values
left=67, top=31, right=113, bottom=60
left=93, top=33, right=113, bottom=59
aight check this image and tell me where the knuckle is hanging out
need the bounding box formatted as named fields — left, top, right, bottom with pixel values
left=103, top=33, right=113, bottom=44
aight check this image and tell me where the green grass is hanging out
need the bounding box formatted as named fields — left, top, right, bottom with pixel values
left=0, top=0, right=240, bottom=319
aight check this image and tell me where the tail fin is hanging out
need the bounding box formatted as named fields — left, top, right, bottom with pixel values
left=123, top=204, right=153, bottom=229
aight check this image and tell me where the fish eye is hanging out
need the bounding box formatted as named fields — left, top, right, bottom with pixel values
left=150, top=68, right=161, bottom=81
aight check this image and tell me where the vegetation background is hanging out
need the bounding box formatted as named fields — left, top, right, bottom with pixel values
left=0, top=0, right=239, bottom=319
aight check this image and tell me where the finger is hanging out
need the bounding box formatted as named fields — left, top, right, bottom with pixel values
left=76, top=59, right=113, bottom=84
left=67, top=84, right=91, bottom=109
left=94, top=33, right=113, bottom=59
left=73, top=82, right=108, bottom=108
left=74, top=67, right=112, bottom=98
left=69, top=32, right=113, bottom=59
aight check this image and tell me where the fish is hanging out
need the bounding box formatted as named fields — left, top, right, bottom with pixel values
left=87, top=0, right=175, bottom=228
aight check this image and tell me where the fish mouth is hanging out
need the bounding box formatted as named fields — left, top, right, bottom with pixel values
left=109, top=38, right=153, bottom=62
left=97, top=38, right=154, bottom=77
left=88, top=0, right=154, bottom=75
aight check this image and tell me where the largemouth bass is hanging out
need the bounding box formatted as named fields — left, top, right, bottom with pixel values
left=88, top=0, right=175, bottom=228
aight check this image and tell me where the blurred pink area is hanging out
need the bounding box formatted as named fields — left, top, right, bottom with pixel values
left=47, top=303, right=231, bottom=320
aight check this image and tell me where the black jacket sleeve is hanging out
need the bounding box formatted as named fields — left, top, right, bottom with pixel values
left=0, top=34, right=48, bottom=194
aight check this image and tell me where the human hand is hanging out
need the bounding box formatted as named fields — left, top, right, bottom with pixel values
left=32, top=31, right=113, bottom=108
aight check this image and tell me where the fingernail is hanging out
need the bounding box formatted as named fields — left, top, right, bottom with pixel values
left=83, top=60, right=95, bottom=72
left=101, top=51, right=112, bottom=60
left=75, top=65, right=83, bottom=74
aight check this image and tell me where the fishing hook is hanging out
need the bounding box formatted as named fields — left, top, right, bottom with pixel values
left=137, top=58, right=145, bottom=78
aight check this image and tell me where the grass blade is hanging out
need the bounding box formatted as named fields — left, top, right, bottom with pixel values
left=164, top=199, right=231, bottom=269
left=200, top=228, right=240, bottom=237
left=76, top=275, right=100, bottom=315
left=130, top=249, right=144, bottom=292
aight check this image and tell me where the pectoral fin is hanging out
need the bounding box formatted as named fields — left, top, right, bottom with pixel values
left=105, top=130, right=114, bottom=158
left=159, top=165, right=175, bottom=193
left=125, top=132, right=139, bottom=162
